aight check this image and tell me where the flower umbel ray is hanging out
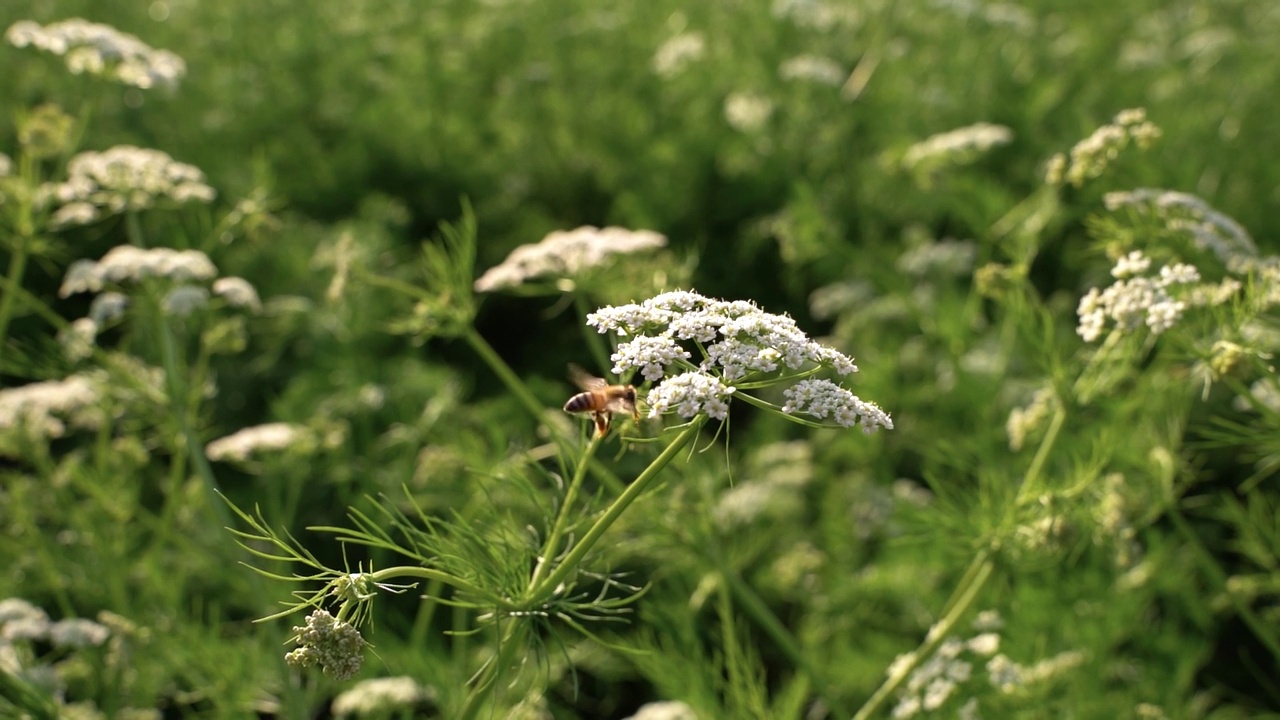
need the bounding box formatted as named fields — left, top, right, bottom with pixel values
left=586, top=290, right=891, bottom=432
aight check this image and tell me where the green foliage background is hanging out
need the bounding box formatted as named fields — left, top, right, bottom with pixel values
left=2, top=0, right=1279, bottom=718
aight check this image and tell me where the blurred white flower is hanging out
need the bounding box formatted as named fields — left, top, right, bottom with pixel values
left=59, top=317, right=99, bottom=362
left=1076, top=251, right=1200, bottom=341
left=1104, top=188, right=1256, bottom=264
left=213, top=276, right=262, bottom=312
left=0, top=375, right=104, bottom=445
left=0, top=152, right=12, bottom=177
left=651, top=33, right=704, bottom=77
left=59, top=245, right=218, bottom=297
left=163, top=285, right=210, bottom=316
left=1048, top=108, right=1161, bottom=186
left=779, top=54, right=845, bottom=86
left=474, top=225, right=666, bottom=292
left=331, top=676, right=432, bottom=717
left=40, top=145, right=214, bottom=225
left=724, top=92, right=774, bottom=133
left=623, top=701, right=698, bottom=720
left=89, top=292, right=130, bottom=325
left=206, top=422, right=307, bottom=462
left=6, top=18, right=186, bottom=89
left=48, top=618, right=110, bottom=648
left=902, top=123, right=1013, bottom=171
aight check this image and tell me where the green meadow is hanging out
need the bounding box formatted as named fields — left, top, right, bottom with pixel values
left=2, top=1, right=1279, bottom=717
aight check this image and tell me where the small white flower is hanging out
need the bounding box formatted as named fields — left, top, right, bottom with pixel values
left=48, top=618, right=110, bottom=648
left=474, top=226, right=666, bottom=292
left=902, top=123, right=1013, bottom=171
left=331, top=676, right=432, bottom=717
left=59, top=245, right=218, bottom=297
left=213, top=276, right=262, bottom=312
left=89, top=292, right=130, bottom=325
left=779, top=54, right=845, bottom=85
left=967, top=632, right=1001, bottom=656
left=163, top=285, right=210, bottom=317
left=623, top=700, right=698, bottom=720
left=1111, top=250, right=1150, bottom=278
left=724, top=92, right=774, bottom=133
left=59, top=317, right=98, bottom=362
left=40, top=146, right=213, bottom=221
left=651, top=33, right=705, bottom=77
left=5, top=18, right=186, bottom=89
left=206, top=422, right=307, bottom=462
left=782, top=379, right=893, bottom=432
left=611, top=335, right=691, bottom=381
left=646, top=371, right=735, bottom=420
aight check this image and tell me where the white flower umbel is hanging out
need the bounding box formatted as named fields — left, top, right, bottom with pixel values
left=902, top=123, right=1013, bottom=171
left=586, top=290, right=890, bottom=432
left=331, top=676, right=433, bottom=717
left=779, top=54, right=845, bottom=86
left=6, top=18, right=185, bottom=89
left=0, top=374, right=103, bottom=447
left=60, top=246, right=218, bottom=297
left=651, top=33, right=705, bottom=77
left=1077, top=250, right=1201, bottom=342
left=212, top=277, right=262, bottom=312
left=206, top=422, right=307, bottom=462
left=474, top=226, right=666, bottom=292
left=1104, top=188, right=1257, bottom=265
left=40, top=146, right=214, bottom=227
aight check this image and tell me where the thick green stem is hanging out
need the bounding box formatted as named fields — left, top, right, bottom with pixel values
left=573, top=293, right=612, bottom=375
left=529, top=435, right=601, bottom=589
left=526, top=420, right=703, bottom=607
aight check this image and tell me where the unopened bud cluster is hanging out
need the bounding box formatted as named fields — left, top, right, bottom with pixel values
left=285, top=609, right=365, bottom=680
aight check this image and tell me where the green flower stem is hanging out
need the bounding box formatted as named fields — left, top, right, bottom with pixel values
left=529, top=434, right=601, bottom=590
left=525, top=419, right=704, bottom=608
left=853, top=550, right=995, bottom=720
left=125, top=212, right=228, bottom=537
left=0, top=232, right=31, bottom=352
left=463, top=325, right=625, bottom=495
left=856, top=401, right=1066, bottom=718
left=0, top=152, right=39, bottom=352
left=366, top=565, right=493, bottom=604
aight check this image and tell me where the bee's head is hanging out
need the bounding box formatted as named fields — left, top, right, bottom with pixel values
left=624, top=386, right=637, bottom=402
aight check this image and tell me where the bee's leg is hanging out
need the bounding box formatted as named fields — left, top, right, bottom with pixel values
left=592, top=411, right=611, bottom=437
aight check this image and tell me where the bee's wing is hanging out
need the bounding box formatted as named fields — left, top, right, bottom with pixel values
left=605, top=396, right=636, bottom=414
left=568, top=363, right=608, bottom=391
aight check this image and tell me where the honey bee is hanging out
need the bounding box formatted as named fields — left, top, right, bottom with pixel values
left=563, top=365, right=640, bottom=437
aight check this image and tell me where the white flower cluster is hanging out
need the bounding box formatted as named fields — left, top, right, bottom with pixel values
left=651, top=33, right=705, bottom=77
left=611, top=334, right=690, bottom=381
left=986, top=649, right=1086, bottom=694
left=0, top=374, right=103, bottom=447
left=1104, top=188, right=1257, bottom=265
left=1046, top=108, right=1161, bottom=186
left=645, top=371, right=735, bottom=420
left=331, top=676, right=433, bottom=717
left=0, top=598, right=110, bottom=648
left=895, top=238, right=978, bottom=278
left=724, top=92, right=774, bottom=133
left=902, top=123, right=1013, bottom=171
left=205, top=422, right=307, bottom=462
left=213, top=277, right=263, bottom=311
left=5, top=18, right=185, bottom=89
left=0, top=152, right=11, bottom=177
left=40, top=146, right=215, bottom=228
left=1077, top=250, right=1201, bottom=342
left=60, top=246, right=218, bottom=297
left=778, top=55, right=845, bottom=86
left=782, top=378, right=893, bottom=432
left=623, top=701, right=698, bottom=720
left=587, top=291, right=888, bottom=431
left=474, top=226, right=667, bottom=292
left=891, top=630, right=1002, bottom=719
